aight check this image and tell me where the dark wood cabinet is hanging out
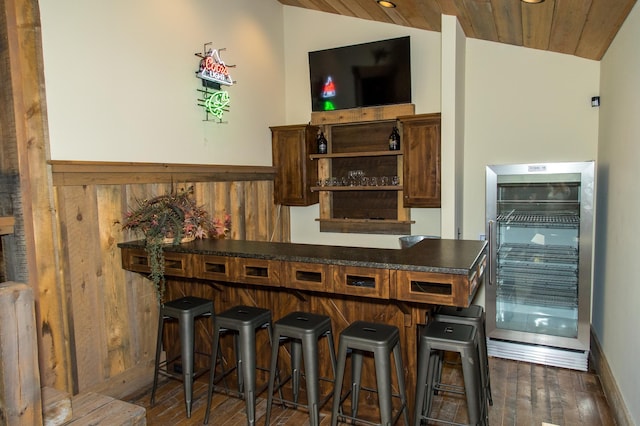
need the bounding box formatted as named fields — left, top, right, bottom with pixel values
left=399, top=113, right=441, bottom=207
left=271, top=124, right=319, bottom=206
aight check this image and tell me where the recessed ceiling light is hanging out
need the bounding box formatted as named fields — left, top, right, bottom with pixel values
left=377, top=0, right=397, bottom=8
left=521, top=0, right=545, bottom=3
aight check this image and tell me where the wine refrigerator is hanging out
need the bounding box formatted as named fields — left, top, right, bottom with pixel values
left=485, top=161, right=595, bottom=371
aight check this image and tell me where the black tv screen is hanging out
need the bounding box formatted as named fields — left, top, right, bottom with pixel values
left=308, top=36, right=411, bottom=112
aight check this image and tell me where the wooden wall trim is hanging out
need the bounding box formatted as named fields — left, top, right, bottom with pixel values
left=590, top=327, right=633, bottom=426
left=49, top=160, right=276, bottom=186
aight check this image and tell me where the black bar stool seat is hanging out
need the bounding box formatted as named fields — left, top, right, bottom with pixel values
left=150, top=296, right=214, bottom=418
left=414, top=320, right=486, bottom=426
left=331, top=321, right=409, bottom=426
left=204, top=305, right=273, bottom=426
left=264, top=311, right=337, bottom=426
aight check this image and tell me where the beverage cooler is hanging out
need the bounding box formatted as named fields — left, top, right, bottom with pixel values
left=485, top=161, right=595, bottom=371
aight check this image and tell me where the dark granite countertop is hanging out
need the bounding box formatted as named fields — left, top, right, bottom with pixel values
left=118, top=238, right=487, bottom=275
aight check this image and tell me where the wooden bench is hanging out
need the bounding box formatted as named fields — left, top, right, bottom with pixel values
left=64, top=392, right=146, bottom=425
left=0, top=282, right=145, bottom=426
left=43, top=387, right=146, bottom=426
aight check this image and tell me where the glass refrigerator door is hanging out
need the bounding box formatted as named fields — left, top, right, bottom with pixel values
left=495, top=177, right=581, bottom=339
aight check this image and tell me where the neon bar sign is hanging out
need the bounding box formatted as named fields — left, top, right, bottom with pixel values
left=204, top=91, right=230, bottom=120
left=196, top=47, right=233, bottom=86
left=195, top=43, right=236, bottom=122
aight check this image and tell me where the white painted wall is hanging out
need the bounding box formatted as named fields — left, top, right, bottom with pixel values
left=597, top=2, right=640, bottom=421
left=440, top=15, right=467, bottom=240
left=39, top=0, right=286, bottom=166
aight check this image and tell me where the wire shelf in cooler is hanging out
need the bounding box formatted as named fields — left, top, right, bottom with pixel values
left=497, top=243, right=578, bottom=265
left=497, top=292, right=578, bottom=309
left=497, top=212, right=579, bottom=228
left=496, top=242, right=579, bottom=310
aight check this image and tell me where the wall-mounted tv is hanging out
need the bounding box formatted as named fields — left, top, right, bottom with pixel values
left=308, top=36, right=411, bottom=112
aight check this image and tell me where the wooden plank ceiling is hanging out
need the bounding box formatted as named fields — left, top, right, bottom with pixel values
left=276, top=0, right=637, bottom=60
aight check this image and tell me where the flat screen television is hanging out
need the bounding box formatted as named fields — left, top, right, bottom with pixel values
left=308, top=36, right=411, bottom=112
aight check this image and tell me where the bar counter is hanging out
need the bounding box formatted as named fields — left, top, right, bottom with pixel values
left=119, top=238, right=487, bottom=307
left=118, top=238, right=487, bottom=420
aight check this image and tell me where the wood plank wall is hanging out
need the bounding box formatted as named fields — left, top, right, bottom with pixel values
left=50, top=161, right=288, bottom=398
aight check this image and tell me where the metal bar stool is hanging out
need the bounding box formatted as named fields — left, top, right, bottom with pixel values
left=330, top=321, right=409, bottom=426
left=150, top=296, right=214, bottom=418
left=414, top=321, right=486, bottom=426
left=433, top=305, right=493, bottom=406
left=203, top=305, right=273, bottom=426
left=264, top=311, right=337, bottom=426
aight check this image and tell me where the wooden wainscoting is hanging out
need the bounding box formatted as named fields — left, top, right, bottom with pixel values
left=49, top=161, right=288, bottom=398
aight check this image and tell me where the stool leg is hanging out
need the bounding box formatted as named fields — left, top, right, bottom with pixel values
left=413, top=337, right=428, bottom=426
left=302, top=332, right=321, bottom=426
left=373, top=347, right=393, bottom=426
left=291, top=339, right=302, bottom=404
left=178, top=312, right=196, bottom=418
left=264, top=329, right=282, bottom=426
left=204, top=324, right=222, bottom=424
left=330, top=341, right=348, bottom=426
left=392, top=342, right=409, bottom=426
left=424, top=345, right=440, bottom=419
left=351, top=350, right=363, bottom=418
left=234, top=334, right=243, bottom=393
left=460, top=347, right=483, bottom=425
left=326, top=330, right=337, bottom=379
left=480, top=315, right=493, bottom=406
left=238, top=324, right=257, bottom=426
left=150, top=312, right=165, bottom=407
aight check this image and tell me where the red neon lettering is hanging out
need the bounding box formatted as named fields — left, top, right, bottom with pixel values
left=202, top=57, right=228, bottom=76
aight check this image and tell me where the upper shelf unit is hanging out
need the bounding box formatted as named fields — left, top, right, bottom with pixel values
left=269, top=105, right=440, bottom=235
left=313, top=118, right=411, bottom=235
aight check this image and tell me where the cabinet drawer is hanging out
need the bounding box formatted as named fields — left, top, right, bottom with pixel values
left=121, top=248, right=192, bottom=278
left=233, top=258, right=282, bottom=287
left=193, top=254, right=233, bottom=281
left=394, top=270, right=471, bottom=307
left=333, top=266, right=389, bottom=299
left=285, top=262, right=330, bottom=292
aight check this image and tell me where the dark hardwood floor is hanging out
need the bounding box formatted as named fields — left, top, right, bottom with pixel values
left=125, top=356, right=616, bottom=425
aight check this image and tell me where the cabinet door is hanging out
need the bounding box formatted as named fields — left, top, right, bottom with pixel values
left=400, top=113, right=441, bottom=207
left=271, top=124, right=319, bottom=206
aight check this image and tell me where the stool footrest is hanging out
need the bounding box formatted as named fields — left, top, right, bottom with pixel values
left=335, top=402, right=407, bottom=426
left=433, top=382, right=465, bottom=396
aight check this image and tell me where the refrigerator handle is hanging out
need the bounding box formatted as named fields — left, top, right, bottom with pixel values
left=488, top=220, right=495, bottom=285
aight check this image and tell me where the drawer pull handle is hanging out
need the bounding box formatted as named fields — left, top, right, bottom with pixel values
left=410, top=280, right=451, bottom=295
left=346, top=275, right=375, bottom=289
left=245, top=266, right=269, bottom=277
left=204, top=262, right=226, bottom=274
left=295, top=270, right=322, bottom=283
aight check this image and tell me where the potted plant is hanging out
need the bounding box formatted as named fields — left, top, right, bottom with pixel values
left=122, top=185, right=230, bottom=301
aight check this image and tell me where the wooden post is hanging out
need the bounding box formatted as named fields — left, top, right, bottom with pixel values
left=0, top=282, right=43, bottom=425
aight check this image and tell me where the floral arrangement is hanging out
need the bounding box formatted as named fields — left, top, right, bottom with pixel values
left=122, top=186, right=230, bottom=301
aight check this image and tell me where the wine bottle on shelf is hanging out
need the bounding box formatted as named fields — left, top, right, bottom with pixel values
left=388, top=126, right=400, bottom=151
left=317, top=130, right=327, bottom=154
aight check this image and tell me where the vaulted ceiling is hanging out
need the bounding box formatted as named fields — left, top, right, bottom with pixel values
left=277, top=0, right=636, bottom=60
